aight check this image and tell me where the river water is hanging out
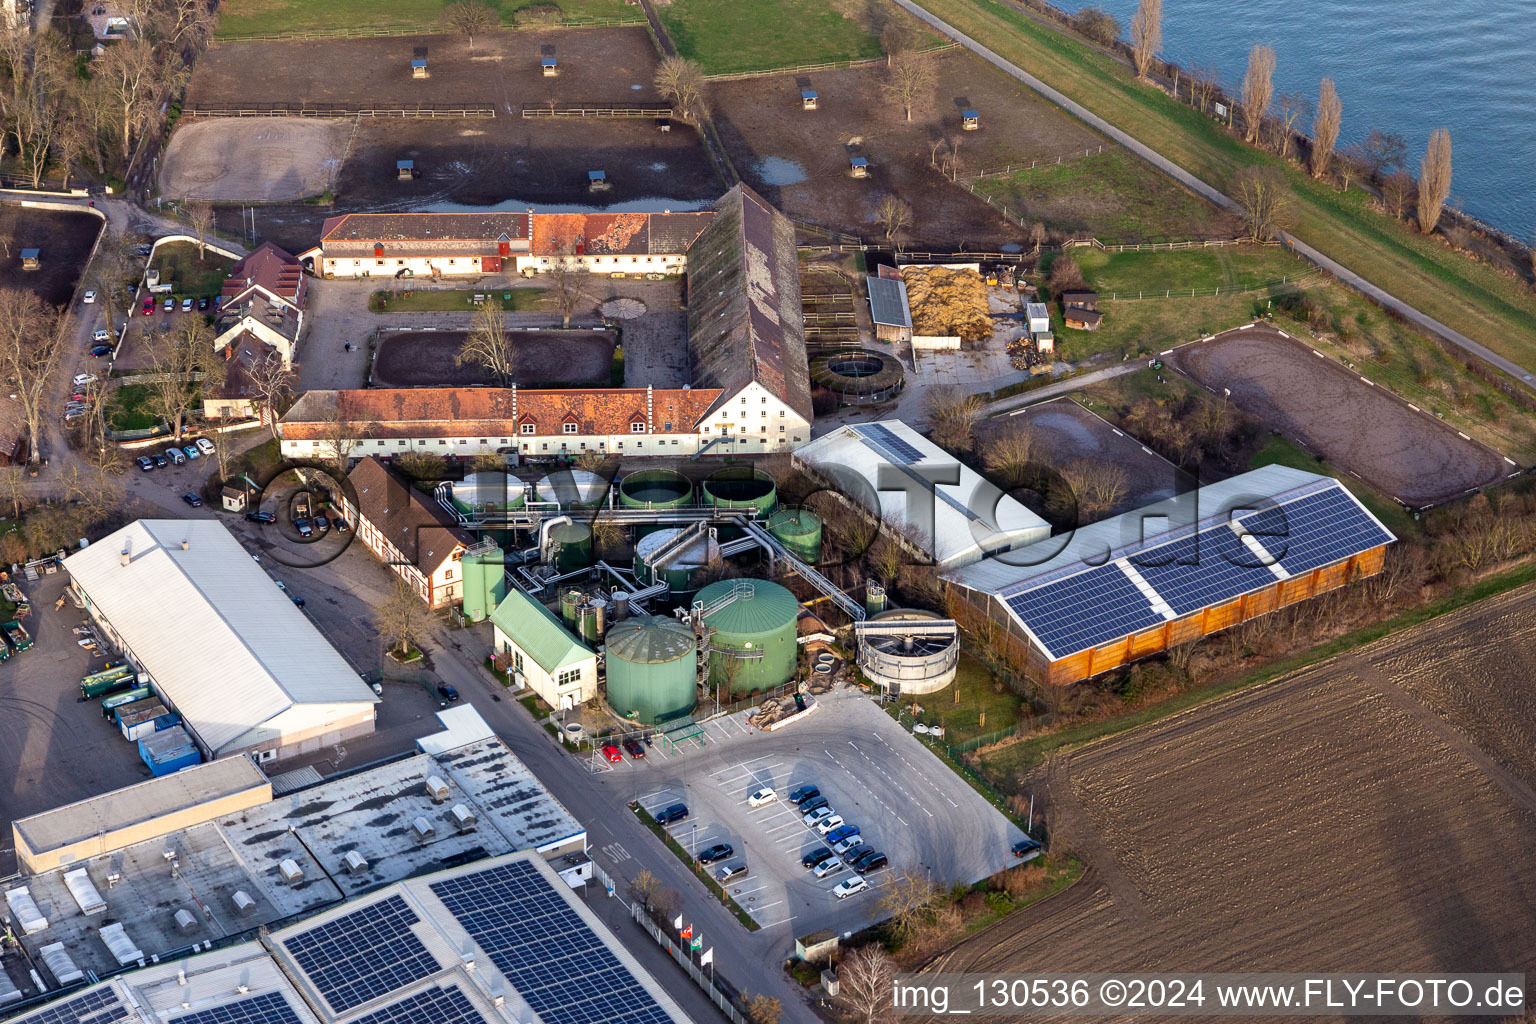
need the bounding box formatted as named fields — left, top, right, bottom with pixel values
left=1088, top=0, right=1536, bottom=238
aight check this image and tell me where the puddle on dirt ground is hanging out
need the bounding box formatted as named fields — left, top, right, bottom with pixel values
left=648, top=162, right=667, bottom=171
left=422, top=197, right=710, bottom=214
left=754, top=156, right=806, bottom=185
left=1001, top=242, right=1022, bottom=252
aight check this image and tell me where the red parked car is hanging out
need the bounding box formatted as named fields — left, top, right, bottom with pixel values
left=142, top=297, right=155, bottom=316
left=601, top=744, right=622, bottom=763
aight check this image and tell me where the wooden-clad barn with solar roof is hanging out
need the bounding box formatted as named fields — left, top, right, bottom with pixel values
left=942, top=465, right=1395, bottom=685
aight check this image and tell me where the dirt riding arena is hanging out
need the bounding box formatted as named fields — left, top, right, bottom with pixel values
left=159, top=119, right=348, bottom=201
left=925, top=585, right=1536, bottom=993
left=370, top=329, right=614, bottom=388
left=1173, top=325, right=1511, bottom=506
left=185, top=27, right=665, bottom=111
left=0, top=205, right=103, bottom=307
left=710, top=49, right=1106, bottom=248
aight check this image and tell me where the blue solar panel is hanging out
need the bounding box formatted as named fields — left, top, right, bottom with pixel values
left=15, top=988, right=131, bottom=1024
left=1134, top=519, right=1280, bottom=616
left=431, top=861, right=674, bottom=1024
left=1005, top=564, right=1165, bottom=658
left=352, top=986, right=486, bottom=1024
left=168, top=992, right=302, bottom=1024
left=283, top=894, right=439, bottom=1012
left=1249, top=485, right=1393, bottom=576
left=854, top=423, right=924, bottom=464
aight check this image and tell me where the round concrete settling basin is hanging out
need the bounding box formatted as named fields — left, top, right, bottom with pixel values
left=696, top=578, right=798, bottom=695
left=604, top=615, right=698, bottom=725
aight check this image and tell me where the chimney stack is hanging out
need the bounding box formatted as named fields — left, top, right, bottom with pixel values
left=180, top=540, right=189, bottom=551
left=120, top=549, right=130, bottom=566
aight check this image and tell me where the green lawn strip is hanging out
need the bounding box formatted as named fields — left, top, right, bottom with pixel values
left=976, top=558, right=1536, bottom=786
left=150, top=241, right=234, bottom=298
left=907, top=654, right=1024, bottom=744
left=630, top=804, right=760, bottom=931
left=959, top=854, right=1083, bottom=934
left=368, top=288, right=546, bottom=313
left=216, top=0, right=635, bottom=37
left=1071, top=244, right=1307, bottom=296
left=105, top=384, right=164, bottom=432
left=659, top=0, right=881, bottom=74
left=912, top=0, right=1536, bottom=371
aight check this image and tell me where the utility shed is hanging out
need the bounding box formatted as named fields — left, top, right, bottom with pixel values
left=866, top=275, right=913, bottom=342
left=19, top=248, right=39, bottom=270
left=489, top=588, right=597, bottom=711
left=410, top=57, right=428, bottom=77
left=801, top=89, right=818, bottom=109
left=65, top=520, right=378, bottom=762
left=793, top=419, right=1049, bottom=568
left=943, top=465, right=1395, bottom=685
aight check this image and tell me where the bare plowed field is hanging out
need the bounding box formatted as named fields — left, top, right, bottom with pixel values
left=371, top=329, right=614, bottom=387
left=185, top=28, right=662, bottom=110
left=1173, top=324, right=1510, bottom=507
left=710, top=50, right=1107, bottom=247
left=921, top=586, right=1536, bottom=1014
left=159, top=119, right=347, bottom=201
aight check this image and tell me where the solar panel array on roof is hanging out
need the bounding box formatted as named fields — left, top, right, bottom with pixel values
left=167, top=991, right=302, bottom=1024
left=1001, top=481, right=1390, bottom=659
left=852, top=423, right=922, bottom=464
left=430, top=860, right=674, bottom=1024
left=351, top=986, right=486, bottom=1024
left=14, top=989, right=130, bottom=1024
left=283, top=895, right=439, bottom=1012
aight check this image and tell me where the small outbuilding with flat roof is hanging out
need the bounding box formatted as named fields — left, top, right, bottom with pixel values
left=866, top=274, right=913, bottom=342
left=801, top=89, right=818, bottom=109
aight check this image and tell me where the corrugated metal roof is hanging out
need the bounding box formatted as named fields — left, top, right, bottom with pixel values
left=65, top=520, right=377, bottom=754
left=489, top=589, right=595, bottom=673
left=605, top=615, right=697, bottom=664
left=866, top=275, right=913, bottom=329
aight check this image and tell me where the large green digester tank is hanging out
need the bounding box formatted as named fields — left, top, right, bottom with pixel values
left=535, top=469, right=609, bottom=509
left=549, top=521, right=592, bottom=572
left=696, top=578, right=798, bottom=695
left=633, top=527, right=714, bottom=599
left=619, top=469, right=694, bottom=540
left=702, top=467, right=778, bottom=517
left=767, top=506, right=823, bottom=563
left=458, top=541, right=507, bottom=622
left=450, top=473, right=525, bottom=517
left=604, top=614, right=698, bottom=724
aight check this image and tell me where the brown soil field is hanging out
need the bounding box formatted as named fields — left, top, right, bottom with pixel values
left=1173, top=324, right=1511, bottom=507
left=185, top=27, right=663, bottom=109
left=923, top=586, right=1536, bottom=1012
left=980, top=397, right=1195, bottom=517
left=371, top=329, right=614, bottom=387
left=710, top=49, right=1106, bottom=248
left=0, top=205, right=103, bottom=307
left=159, top=119, right=348, bottom=201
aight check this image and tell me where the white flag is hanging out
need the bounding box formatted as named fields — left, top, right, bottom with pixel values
left=673, top=913, right=684, bottom=930
left=699, top=947, right=714, bottom=967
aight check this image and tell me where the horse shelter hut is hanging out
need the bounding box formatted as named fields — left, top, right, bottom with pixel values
left=941, top=465, right=1395, bottom=686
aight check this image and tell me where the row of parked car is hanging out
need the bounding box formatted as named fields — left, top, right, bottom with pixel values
left=135, top=438, right=215, bottom=473
left=137, top=295, right=218, bottom=317
left=786, top=784, right=886, bottom=899
left=601, top=737, right=648, bottom=762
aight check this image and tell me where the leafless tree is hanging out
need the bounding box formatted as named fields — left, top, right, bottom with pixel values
left=885, top=51, right=936, bottom=122
left=1380, top=170, right=1415, bottom=219
left=92, top=233, right=144, bottom=336
left=922, top=383, right=982, bottom=454
left=1128, top=0, right=1162, bottom=80
left=1272, top=92, right=1307, bottom=159
left=378, top=574, right=430, bottom=658
left=742, top=994, right=781, bottom=1024
left=248, top=350, right=296, bottom=438
left=186, top=201, right=214, bottom=260
left=393, top=449, right=447, bottom=482
left=98, top=41, right=162, bottom=159
left=313, top=400, right=360, bottom=477
left=837, top=945, right=894, bottom=1024
left=1239, top=44, right=1275, bottom=145
left=0, top=465, right=30, bottom=519
left=1054, top=458, right=1127, bottom=522
left=653, top=55, right=707, bottom=122
left=628, top=869, right=662, bottom=911
left=1071, top=7, right=1120, bottom=46
left=546, top=251, right=590, bottom=328
left=1030, top=220, right=1047, bottom=255
left=0, top=289, right=64, bottom=465
left=441, top=0, right=495, bottom=51
left=874, top=195, right=911, bottom=250
left=877, top=868, right=942, bottom=944
left=1310, top=77, right=1341, bottom=178
left=457, top=296, right=517, bottom=385
left=983, top=426, right=1037, bottom=488
left=1358, top=128, right=1407, bottom=177
left=1047, top=253, right=1084, bottom=292
left=1189, top=65, right=1218, bottom=114
left=880, top=19, right=916, bottom=59
left=205, top=425, right=238, bottom=484
left=1230, top=164, right=1293, bottom=241
left=143, top=319, right=218, bottom=439
left=1417, top=127, right=1452, bottom=235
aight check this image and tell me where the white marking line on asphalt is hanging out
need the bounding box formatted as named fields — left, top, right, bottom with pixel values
left=748, top=900, right=784, bottom=914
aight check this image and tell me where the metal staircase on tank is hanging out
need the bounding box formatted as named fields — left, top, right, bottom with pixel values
left=740, top=520, right=864, bottom=622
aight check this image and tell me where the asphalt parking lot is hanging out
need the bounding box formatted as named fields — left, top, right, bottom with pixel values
left=604, top=693, right=1027, bottom=936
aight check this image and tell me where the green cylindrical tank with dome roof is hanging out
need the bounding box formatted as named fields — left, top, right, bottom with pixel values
left=604, top=615, right=698, bottom=724
left=695, top=578, right=798, bottom=695
left=767, top=506, right=822, bottom=563
left=633, top=527, right=714, bottom=599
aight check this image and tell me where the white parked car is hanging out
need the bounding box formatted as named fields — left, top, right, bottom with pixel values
left=803, top=806, right=834, bottom=826
left=814, top=814, right=845, bottom=835
left=72, top=373, right=98, bottom=388
left=195, top=437, right=215, bottom=454
left=82, top=290, right=96, bottom=304
left=747, top=787, right=777, bottom=808
left=833, top=835, right=864, bottom=856
left=833, top=876, right=869, bottom=900
left=813, top=857, right=846, bottom=879
left=92, top=330, right=111, bottom=344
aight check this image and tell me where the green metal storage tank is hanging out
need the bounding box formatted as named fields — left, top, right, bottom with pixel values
left=450, top=473, right=525, bottom=516
left=458, top=541, right=506, bottom=622
left=702, top=467, right=777, bottom=518
left=605, top=615, right=698, bottom=724
left=619, top=469, right=693, bottom=509
left=767, top=507, right=823, bottom=563
left=696, top=579, right=799, bottom=695
left=560, top=588, right=583, bottom=628
left=633, top=527, right=714, bottom=599
left=549, top=522, right=592, bottom=572
left=535, top=469, right=609, bottom=509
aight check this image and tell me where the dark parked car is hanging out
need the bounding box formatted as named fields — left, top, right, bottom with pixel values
left=437, top=684, right=460, bottom=705
left=851, top=849, right=888, bottom=873
left=197, top=297, right=210, bottom=311
left=289, top=594, right=306, bottom=608
left=801, top=847, right=834, bottom=870
left=135, top=456, right=154, bottom=472
left=788, top=785, right=820, bottom=805
left=332, top=518, right=350, bottom=533
left=698, top=843, right=733, bottom=865
left=655, top=803, right=689, bottom=825
left=293, top=518, right=313, bottom=538
left=245, top=510, right=276, bottom=524
left=180, top=492, right=202, bottom=507
left=90, top=344, right=113, bottom=357
left=799, top=795, right=829, bottom=815
left=1012, top=838, right=1043, bottom=859
left=622, top=738, right=645, bottom=759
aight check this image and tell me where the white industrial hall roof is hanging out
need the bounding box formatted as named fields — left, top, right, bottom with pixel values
left=65, top=519, right=377, bottom=755
left=794, top=420, right=1050, bottom=568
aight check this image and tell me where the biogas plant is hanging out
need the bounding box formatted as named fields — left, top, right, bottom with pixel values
left=414, top=446, right=967, bottom=737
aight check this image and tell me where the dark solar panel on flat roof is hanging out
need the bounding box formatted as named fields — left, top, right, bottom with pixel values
left=14, top=989, right=131, bottom=1024
left=351, top=986, right=487, bottom=1024
left=853, top=423, right=923, bottom=464
left=283, top=895, right=439, bottom=1013
left=430, top=860, right=674, bottom=1024
left=1134, top=519, right=1280, bottom=616
left=1005, top=564, right=1165, bottom=658
left=167, top=991, right=303, bottom=1024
